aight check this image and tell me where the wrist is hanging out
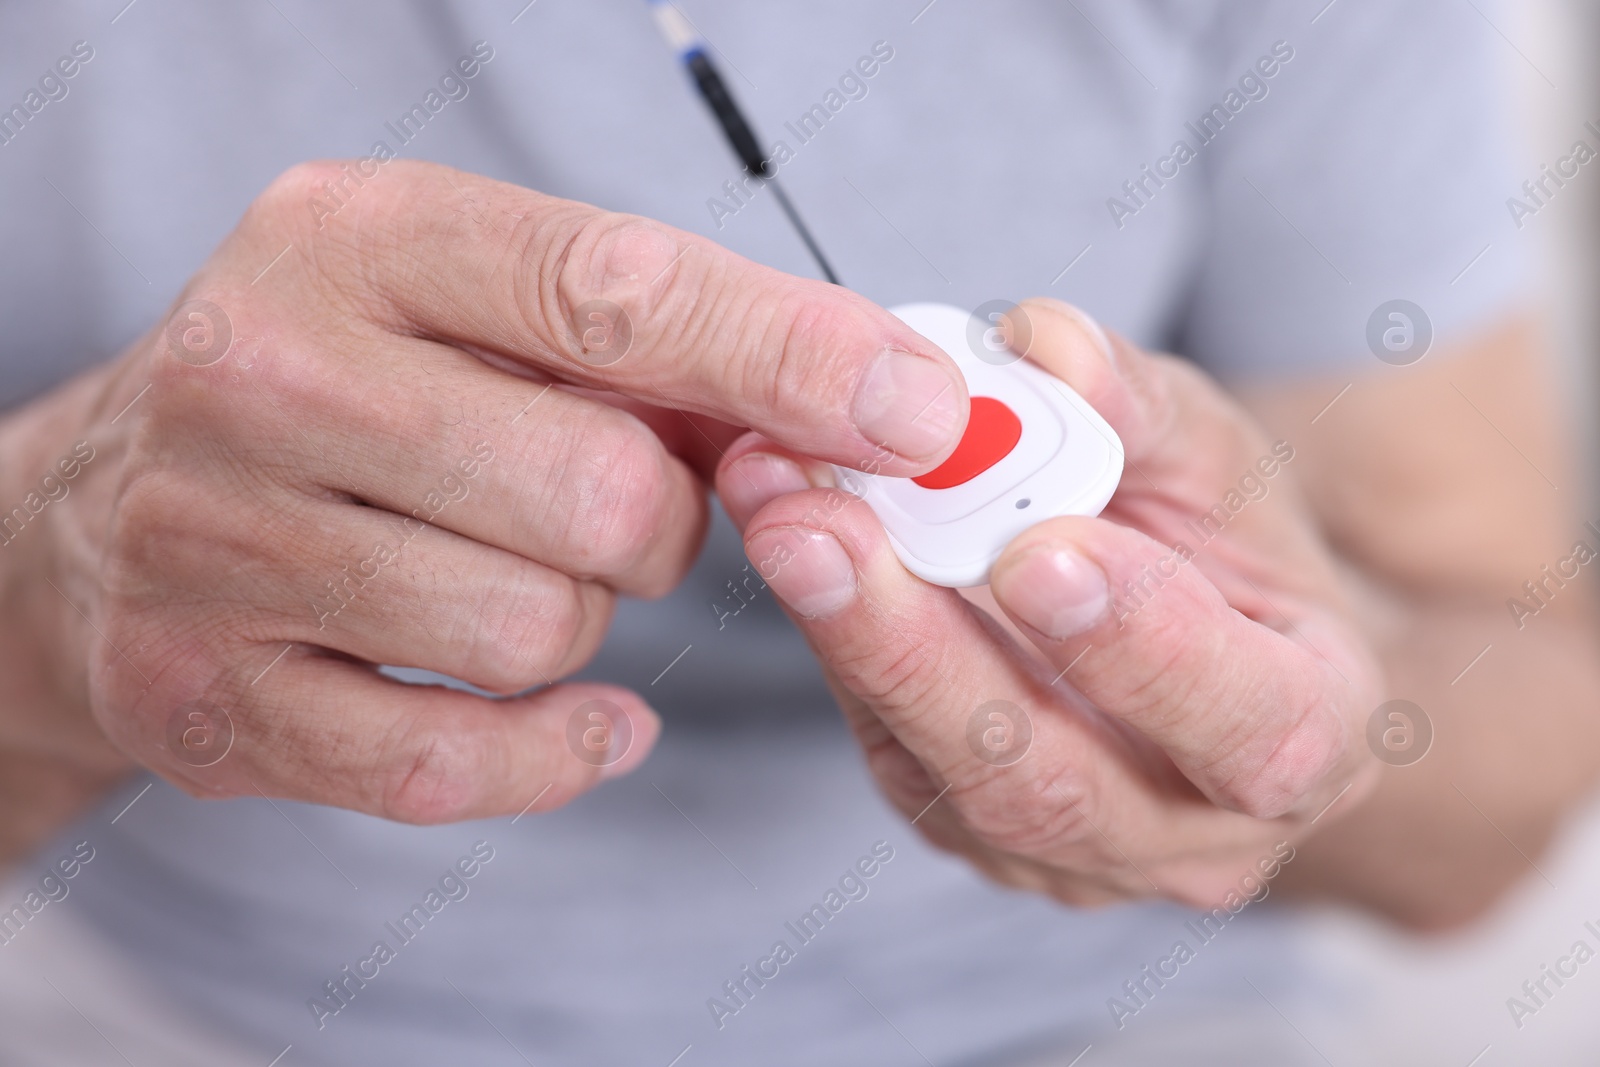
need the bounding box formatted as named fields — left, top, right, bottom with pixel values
left=0, top=348, right=146, bottom=770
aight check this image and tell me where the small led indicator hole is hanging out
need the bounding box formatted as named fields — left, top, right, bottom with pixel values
left=1015, top=498, right=1031, bottom=509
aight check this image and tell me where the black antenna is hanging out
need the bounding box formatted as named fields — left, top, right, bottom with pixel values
left=650, top=3, right=841, bottom=285
left=766, top=178, right=841, bottom=287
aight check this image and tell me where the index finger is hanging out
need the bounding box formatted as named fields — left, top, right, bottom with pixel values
left=263, top=160, right=968, bottom=476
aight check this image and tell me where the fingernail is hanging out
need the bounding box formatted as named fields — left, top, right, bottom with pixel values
left=993, top=544, right=1109, bottom=640
left=1034, top=299, right=1120, bottom=377
left=721, top=453, right=810, bottom=527
left=746, top=527, right=855, bottom=619
left=1059, top=303, right=1115, bottom=364
left=852, top=349, right=966, bottom=463
left=598, top=709, right=652, bottom=779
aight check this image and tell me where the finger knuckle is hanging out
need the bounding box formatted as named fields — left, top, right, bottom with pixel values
left=1220, top=701, right=1348, bottom=819
left=379, top=724, right=487, bottom=825
left=1104, top=616, right=1213, bottom=731
left=253, top=160, right=350, bottom=238
left=546, top=416, right=668, bottom=577
left=957, top=773, right=1098, bottom=855
left=832, top=638, right=945, bottom=718
left=739, top=289, right=855, bottom=426
left=100, top=464, right=215, bottom=604
left=146, top=303, right=330, bottom=445
left=468, top=576, right=588, bottom=693
left=967, top=805, right=1080, bottom=855
left=93, top=668, right=251, bottom=802
left=546, top=213, right=683, bottom=346
left=103, top=461, right=179, bottom=558
left=144, top=307, right=238, bottom=407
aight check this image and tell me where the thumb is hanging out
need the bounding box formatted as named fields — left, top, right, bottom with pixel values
left=988, top=515, right=1370, bottom=820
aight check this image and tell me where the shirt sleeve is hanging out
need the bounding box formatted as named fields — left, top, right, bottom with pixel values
left=1172, top=0, right=1532, bottom=382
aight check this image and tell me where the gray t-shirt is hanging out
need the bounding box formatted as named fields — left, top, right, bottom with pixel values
left=0, top=1, right=1524, bottom=1064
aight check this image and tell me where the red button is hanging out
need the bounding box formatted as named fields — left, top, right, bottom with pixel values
left=912, top=396, right=1022, bottom=490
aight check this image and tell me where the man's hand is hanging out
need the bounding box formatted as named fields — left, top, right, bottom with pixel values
left=5, top=159, right=971, bottom=828
left=715, top=299, right=1383, bottom=907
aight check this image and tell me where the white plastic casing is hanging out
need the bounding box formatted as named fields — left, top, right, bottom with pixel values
left=833, top=303, right=1124, bottom=588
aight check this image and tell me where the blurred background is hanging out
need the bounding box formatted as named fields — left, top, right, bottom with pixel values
left=1527, top=0, right=1600, bottom=486
left=1295, top=0, right=1600, bottom=1058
